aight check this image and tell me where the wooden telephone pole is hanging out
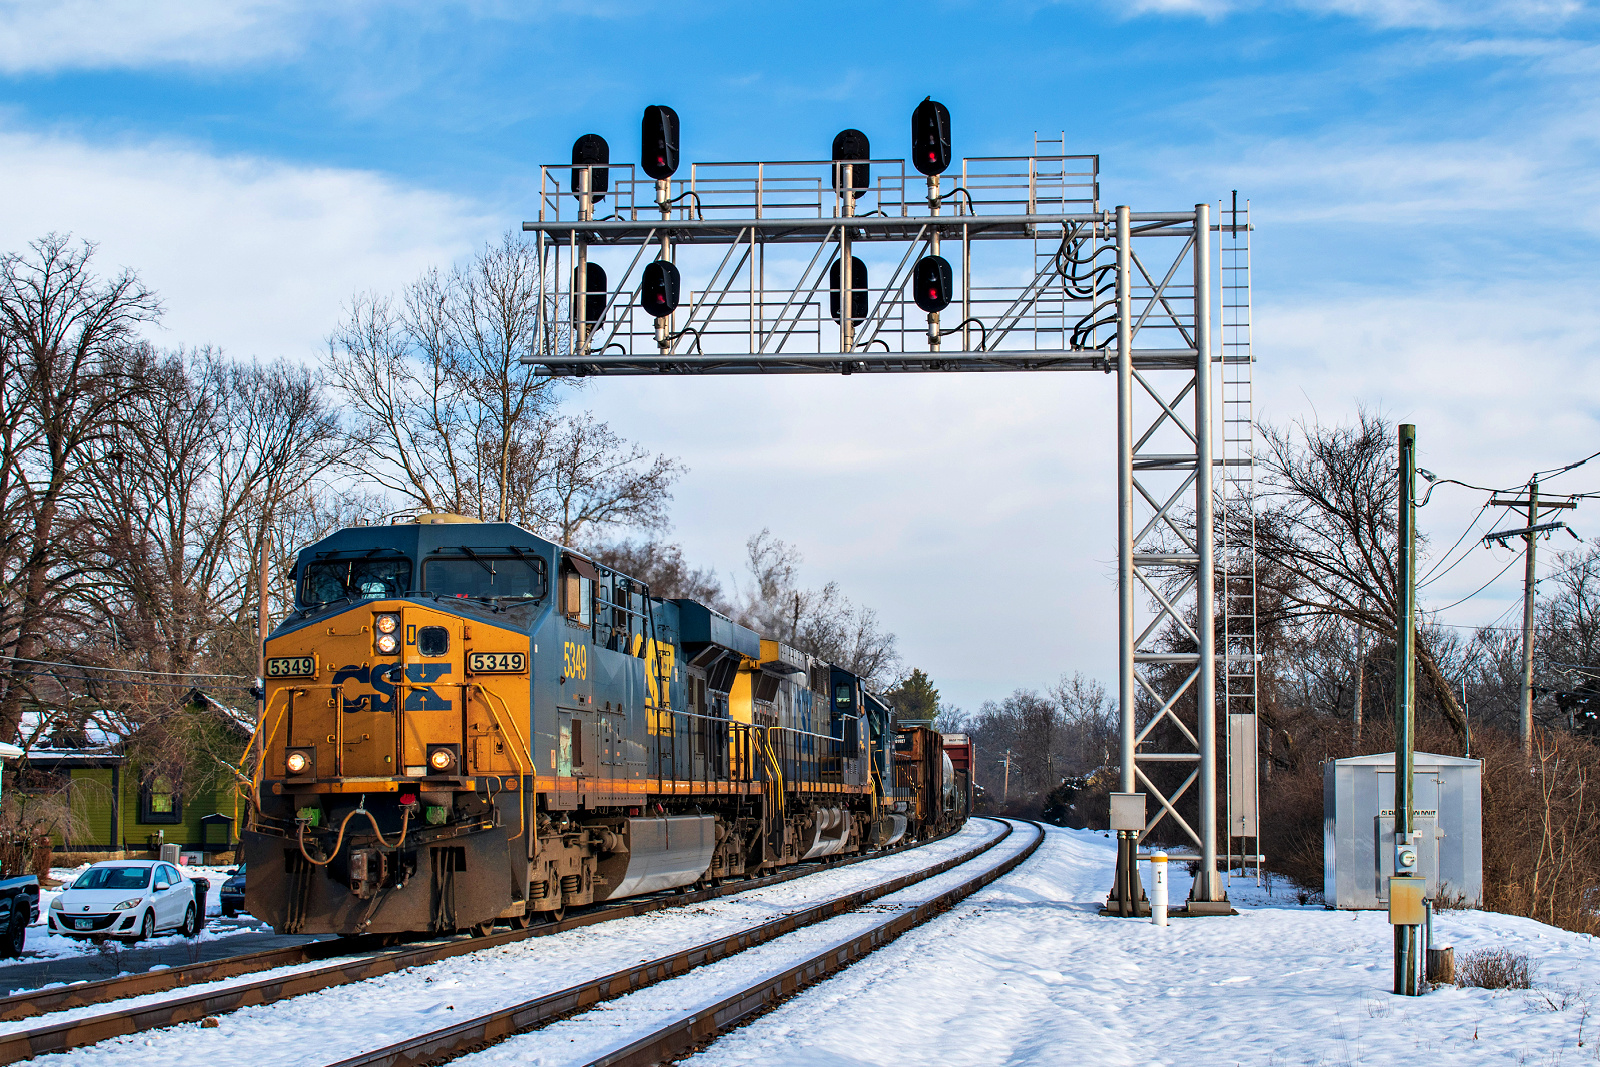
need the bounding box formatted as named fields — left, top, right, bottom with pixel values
left=1485, top=484, right=1576, bottom=759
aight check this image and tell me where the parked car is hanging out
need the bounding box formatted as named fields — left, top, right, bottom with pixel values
left=49, top=861, right=199, bottom=942
left=220, top=864, right=245, bottom=918
left=0, top=875, right=38, bottom=958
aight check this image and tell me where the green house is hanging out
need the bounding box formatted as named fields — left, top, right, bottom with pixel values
left=19, top=700, right=251, bottom=856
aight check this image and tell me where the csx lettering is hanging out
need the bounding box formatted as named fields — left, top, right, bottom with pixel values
left=404, top=662, right=453, bottom=710
left=562, top=642, right=587, bottom=680
left=332, top=663, right=454, bottom=713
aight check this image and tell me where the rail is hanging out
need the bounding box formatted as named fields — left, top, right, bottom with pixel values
left=325, top=819, right=1026, bottom=1067
left=0, top=818, right=976, bottom=1061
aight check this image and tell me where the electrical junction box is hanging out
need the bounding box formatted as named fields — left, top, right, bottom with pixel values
left=1389, top=876, right=1426, bottom=925
left=1324, top=751, right=1482, bottom=910
left=1109, top=792, right=1146, bottom=833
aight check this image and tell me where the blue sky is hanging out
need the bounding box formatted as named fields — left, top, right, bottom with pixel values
left=2, top=0, right=1597, bottom=712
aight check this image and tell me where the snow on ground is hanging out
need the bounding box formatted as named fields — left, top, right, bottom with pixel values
left=446, top=818, right=1044, bottom=1066
left=28, top=820, right=1005, bottom=1065
left=26, top=864, right=256, bottom=961
left=669, top=824, right=1600, bottom=1067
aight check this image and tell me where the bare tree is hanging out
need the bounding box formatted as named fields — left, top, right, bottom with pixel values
left=514, top=413, right=683, bottom=545
left=733, top=529, right=901, bottom=689
left=329, top=235, right=681, bottom=541
left=584, top=539, right=728, bottom=607
left=0, top=235, right=159, bottom=743
left=1246, top=412, right=1467, bottom=744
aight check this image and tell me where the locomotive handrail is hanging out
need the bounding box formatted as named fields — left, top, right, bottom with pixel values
left=244, top=686, right=298, bottom=810
left=468, top=683, right=532, bottom=842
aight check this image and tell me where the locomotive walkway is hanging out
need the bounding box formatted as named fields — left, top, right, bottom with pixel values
left=0, top=821, right=1009, bottom=1064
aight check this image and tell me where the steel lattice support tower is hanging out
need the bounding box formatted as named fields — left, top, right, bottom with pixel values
left=519, top=144, right=1254, bottom=908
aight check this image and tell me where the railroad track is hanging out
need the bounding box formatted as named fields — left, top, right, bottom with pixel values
left=329, top=818, right=1042, bottom=1067
left=0, top=821, right=996, bottom=1064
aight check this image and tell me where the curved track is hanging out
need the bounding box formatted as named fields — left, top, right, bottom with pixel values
left=339, top=819, right=1042, bottom=1067
left=0, top=822, right=993, bottom=1064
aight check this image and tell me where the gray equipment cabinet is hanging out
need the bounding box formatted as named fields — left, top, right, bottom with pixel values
left=1324, top=751, right=1482, bottom=909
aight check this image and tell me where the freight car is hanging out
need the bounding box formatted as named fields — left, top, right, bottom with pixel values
left=242, top=517, right=959, bottom=935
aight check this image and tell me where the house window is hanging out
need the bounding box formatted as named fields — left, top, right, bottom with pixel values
left=139, top=776, right=181, bottom=824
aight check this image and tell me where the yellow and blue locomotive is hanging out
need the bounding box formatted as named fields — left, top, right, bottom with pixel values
left=244, top=516, right=954, bottom=935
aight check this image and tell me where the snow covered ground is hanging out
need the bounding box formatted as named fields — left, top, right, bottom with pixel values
left=26, top=863, right=259, bottom=961
left=22, top=821, right=1006, bottom=1065
left=678, top=824, right=1600, bottom=1067
left=30, top=822, right=1600, bottom=1066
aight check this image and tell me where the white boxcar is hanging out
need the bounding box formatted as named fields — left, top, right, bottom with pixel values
left=1323, top=751, right=1482, bottom=909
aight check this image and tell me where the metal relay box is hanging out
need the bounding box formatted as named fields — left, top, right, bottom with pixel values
left=1323, top=751, right=1482, bottom=909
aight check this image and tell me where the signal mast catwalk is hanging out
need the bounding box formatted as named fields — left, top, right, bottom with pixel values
left=519, top=101, right=1257, bottom=914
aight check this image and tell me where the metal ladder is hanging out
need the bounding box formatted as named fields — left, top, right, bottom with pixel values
left=1219, top=194, right=1260, bottom=883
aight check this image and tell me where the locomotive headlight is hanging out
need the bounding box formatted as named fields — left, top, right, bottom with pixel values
left=286, top=751, right=310, bottom=775
left=375, top=633, right=399, bottom=654
left=427, top=745, right=457, bottom=773
left=375, top=613, right=399, bottom=634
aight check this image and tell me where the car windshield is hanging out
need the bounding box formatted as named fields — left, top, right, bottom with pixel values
left=302, top=556, right=412, bottom=605
left=73, top=866, right=152, bottom=891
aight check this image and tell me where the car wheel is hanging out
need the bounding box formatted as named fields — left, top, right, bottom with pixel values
left=181, top=903, right=198, bottom=938
left=135, top=910, right=154, bottom=943
left=222, top=907, right=237, bottom=919
left=0, top=910, right=25, bottom=958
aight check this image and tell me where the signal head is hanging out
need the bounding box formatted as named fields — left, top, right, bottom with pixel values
left=572, top=262, right=609, bottom=326
left=831, top=129, right=871, bottom=195
left=911, top=97, right=951, bottom=176
left=640, top=260, right=681, bottom=318
left=570, top=134, right=611, bottom=202
left=913, top=254, right=953, bottom=313
left=829, top=256, right=869, bottom=325
left=641, top=105, right=680, bottom=180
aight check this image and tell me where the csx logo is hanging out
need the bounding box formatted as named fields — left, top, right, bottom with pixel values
left=333, top=663, right=453, bottom=713
left=562, top=642, right=587, bottom=680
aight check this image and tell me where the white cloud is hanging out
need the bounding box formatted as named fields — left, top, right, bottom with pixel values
left=0, top=0, right=333, bottom=74
left=1118, top=0, right=1586, bottom=28
left=0, top=123, right=495, bottom=360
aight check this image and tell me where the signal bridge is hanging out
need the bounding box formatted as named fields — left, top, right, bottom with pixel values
left=520, top=103, right=1260, bottom=914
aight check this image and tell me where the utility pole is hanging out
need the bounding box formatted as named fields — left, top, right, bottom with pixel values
left=1352, top=600, right=1366, bottom=744
left=1520, top=481, right=1539, bottom=754
left=1001, top=750, right=1013, bottom=804
left=1486, top=484, right=1576, bottom=760
left=1393, top=424, right=1420, bottom=996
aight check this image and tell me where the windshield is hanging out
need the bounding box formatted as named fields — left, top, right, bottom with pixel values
left=302, top=556, right=412, bottom=605
left=73, top=866, right=152, bottom=891
left=424, top=555, right=547, bottom=600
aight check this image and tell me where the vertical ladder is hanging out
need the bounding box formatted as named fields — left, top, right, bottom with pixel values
left=1219, top=194, right=1260, bottom=883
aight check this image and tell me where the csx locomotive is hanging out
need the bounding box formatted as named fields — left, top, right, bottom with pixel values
left=243, top=516, right=967, bottom=935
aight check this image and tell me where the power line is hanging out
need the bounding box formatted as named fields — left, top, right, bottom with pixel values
left=1537, top=447, right=1600, bottom=481
left=1420, top=501, right=1495, bottom=587
left=0, top=655, right=249, bottom=680
left=1430, top=556, right=1521, bottom=613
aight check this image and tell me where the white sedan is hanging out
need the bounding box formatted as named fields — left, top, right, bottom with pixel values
left=49, top=860, right=200, bottom=941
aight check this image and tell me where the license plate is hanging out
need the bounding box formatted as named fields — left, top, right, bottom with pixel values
left=74, top=919, right=93, bottom=930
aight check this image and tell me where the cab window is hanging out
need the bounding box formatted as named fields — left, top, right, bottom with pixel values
left=424, top=555, right=547, bottom=601
left=301, top=556, right=412, bottom=605
left=562, top=566, right=593, bottom=626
